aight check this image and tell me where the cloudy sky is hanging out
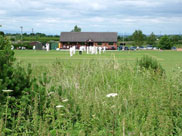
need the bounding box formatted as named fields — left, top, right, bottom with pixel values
left=0, top=0, right=182, bottom=35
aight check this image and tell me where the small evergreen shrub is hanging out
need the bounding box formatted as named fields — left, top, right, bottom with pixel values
left=0, top=36, right=33, bottom=102
left=0, top=36, right=34, bottom=135
left=136, top=55, right=165, bottom=75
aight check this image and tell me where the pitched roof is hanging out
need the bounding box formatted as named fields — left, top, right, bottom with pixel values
left=60, top=32, right=117, bottom=42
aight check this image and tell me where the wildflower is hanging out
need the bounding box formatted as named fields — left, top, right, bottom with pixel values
left=56, top=105, right=64, bottom=108
left=2, top=90, right=13, bottom=93
left=106, top=93, right=118, bottom=98
left=62, top=99, right=68, bottom=102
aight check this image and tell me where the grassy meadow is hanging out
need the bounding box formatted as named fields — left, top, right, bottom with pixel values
left=1, top=50, right=182, bottom=135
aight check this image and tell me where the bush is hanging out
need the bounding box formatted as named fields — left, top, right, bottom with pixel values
left=13, top=42, right=33, bottom=49
left=159, top=35, right=173, bottom=49
left=0, top=31, right=5, bottom=37
left=136, top=55, right=165, bottom=75
left=0, top=36, right=33, bottom=102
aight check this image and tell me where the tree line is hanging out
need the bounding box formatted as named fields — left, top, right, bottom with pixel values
left=118, top=30, right=182, bottom=49
left=1, top=25, right=182, bottom=49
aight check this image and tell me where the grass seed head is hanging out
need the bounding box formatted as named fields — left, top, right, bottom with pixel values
left=2, top=90, right=13, bottom=93
left=56, top=105, right=64, bottom=108
left=106, top=93, right=118, bottom=98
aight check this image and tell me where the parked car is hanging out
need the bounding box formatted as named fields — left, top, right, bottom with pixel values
left=153, top=47, right=158, bottom=50
left=171, top=47, right=177, bottom=50
left=146, top=45, right=153, bottom=50
left=130, top=46, right=136, bottom=50
left=139, top=46, right=146, bottom=50
left=111, top=46, right=116, bottom=50
left=118, top=46, right=123, bottom=50
left=124, top=46, right=129, bottom=50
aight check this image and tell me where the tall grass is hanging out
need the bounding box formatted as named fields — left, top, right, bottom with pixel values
left=1, top=58, right=182, bottom=135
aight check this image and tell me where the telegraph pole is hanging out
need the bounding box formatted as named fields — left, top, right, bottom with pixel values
left=123, top=32, right=124, bottom=44
left=20, top=26, right=23, bottom=40
left=32, top=28, right=34, bottom=34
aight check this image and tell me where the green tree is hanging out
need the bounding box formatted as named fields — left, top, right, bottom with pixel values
left=0, top=36, right=32, bottom=102
left=35, top=33, right=46, bottom=37
left=117, top=35, right=121, bottom=41
left=170, top=35, right=180, bottom=44
left=159, top=35, right=173, bottom=49
left=0, top=31, right=4, bottom=37
left=71, top=25, right=81, bottom=32
left=125, top=35, right=133, bottom=41
left=23, top=33, right=28, bottom=36
left=132, top=30, right=144, bottom=46
left=147, top=32, right=156, bottom=45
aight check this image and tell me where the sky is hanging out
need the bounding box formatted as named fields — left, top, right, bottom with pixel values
left=0, top=0, right=182, bottom=35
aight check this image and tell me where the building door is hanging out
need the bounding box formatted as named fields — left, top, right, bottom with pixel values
left=86, top=39, right=94, bottom=46
left=88, top=42, right=93, bottom=46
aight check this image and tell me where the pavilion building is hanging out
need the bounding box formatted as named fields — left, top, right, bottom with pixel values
left=59, top=32, right=117, bottom=50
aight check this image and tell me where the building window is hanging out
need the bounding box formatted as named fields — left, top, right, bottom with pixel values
left=109, top=42, right=113, bottom=45
left=80, top=42, right=85, bottom=45
left=98, top=42, right=102, bottom=45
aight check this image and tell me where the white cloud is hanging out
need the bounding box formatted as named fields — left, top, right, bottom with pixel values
left=116, top=0, right=161, bottom=7
left=0, top=0, right=182, bottom=34
left=0, top=10, right=6, bottom=15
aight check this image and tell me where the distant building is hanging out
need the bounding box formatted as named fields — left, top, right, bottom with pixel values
left=59, top=32, right=117, bottom=50
left=29, top=41, right=42, bottom=50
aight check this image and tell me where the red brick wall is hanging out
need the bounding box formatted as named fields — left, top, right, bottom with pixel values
left=60, top=42, right=117, bottom=50
left=100, top=42, right=117, bottom=50
left=113, top=43, right=117, bottom=49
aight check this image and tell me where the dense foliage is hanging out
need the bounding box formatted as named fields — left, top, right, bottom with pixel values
left=5, top=33, right=59, bottom=43
left=0, top=31, right=5, bottom=37
left=147, top=32, right=156, bottom=45
left=136, top=55, right=165, bottom=75
left=159, top=35, right=173, bottom=49
left=132, top=30, right=145, bottom=46
left=170, top=35, right=181, bottom=44
left=71, top=25, right=81, bottom=32
left=0, top=36, right=33, bottom=133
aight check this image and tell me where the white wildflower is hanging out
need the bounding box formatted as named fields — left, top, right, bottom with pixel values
left=62, top=99, right=68, bottom=102
left=56, top=105, right=64, bottom=108
left=92, top=114, right=96, bottom=118
left=106, top=93, right=118, bottom=98
left=2, top=90, right=13, bottom=93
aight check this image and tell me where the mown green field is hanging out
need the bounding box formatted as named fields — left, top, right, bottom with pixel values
left=15, top=50, right=182, bottom=73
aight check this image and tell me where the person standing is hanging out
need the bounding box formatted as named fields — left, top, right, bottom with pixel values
left=70, top=47, right=73, bottom=57
left=99, top=47, right=102, bottom=54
